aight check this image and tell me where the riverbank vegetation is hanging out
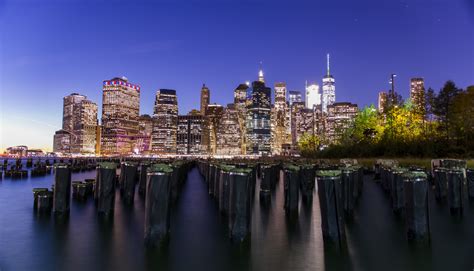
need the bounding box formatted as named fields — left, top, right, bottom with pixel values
left=298, top=81, right=474, bottom=159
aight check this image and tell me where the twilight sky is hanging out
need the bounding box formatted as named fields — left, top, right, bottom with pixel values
left=0, top=0, right=473, bottom=151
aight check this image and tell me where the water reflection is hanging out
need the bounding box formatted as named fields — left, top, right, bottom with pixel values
left=1, top=160, right=474, bottom=270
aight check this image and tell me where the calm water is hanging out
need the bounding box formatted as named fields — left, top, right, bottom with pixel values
left=1, top=160, right=474, bottom=271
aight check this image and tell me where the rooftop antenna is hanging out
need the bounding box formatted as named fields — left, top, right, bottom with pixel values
left=327, top=54, right=330, bottom=76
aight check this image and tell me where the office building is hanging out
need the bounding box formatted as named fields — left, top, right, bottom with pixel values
left=151, top=89, right=178, bottom=154
left=101, top=77, right=140, bottom=155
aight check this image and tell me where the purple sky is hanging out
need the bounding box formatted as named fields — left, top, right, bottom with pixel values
left=1, top=0, right=473, bottom=151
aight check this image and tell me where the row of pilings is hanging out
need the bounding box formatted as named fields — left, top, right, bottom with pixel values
left=195, top=159, right=365, bottom=249
left=31, top=158, right=194, bottom=248
left=375, top=158, right=474, bottom=244
left=1, top=158, right=100, bottom=179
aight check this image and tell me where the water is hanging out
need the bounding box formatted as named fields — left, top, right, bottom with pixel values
left=1, top=160, right=474, bottom=271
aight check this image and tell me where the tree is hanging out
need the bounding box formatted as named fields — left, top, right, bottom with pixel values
left=433, top=81, right=463, bottom=140
left=342, top=105, right=383, bottom=144
left=297, top=133, right=321, bottom=157
left=451, top=86, right=474, bottom=151
left=425, top=87, right=436, bottom=122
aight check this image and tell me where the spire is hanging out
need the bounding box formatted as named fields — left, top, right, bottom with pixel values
left=258, top=61, right=265, bottom=83
left=327, top=53, right=330, bottom=76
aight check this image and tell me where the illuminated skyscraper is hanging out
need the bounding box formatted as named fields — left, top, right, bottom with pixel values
left=326, top=102, right=358, bottom=143
left=53, top=130, right=71, bottom=154
left=101, top=77, right=140, bottom=155
left=322, top=54, right=336, bottom=113
left=305, top=82, right=321, bottom=109
left=272, top=82, right=289, bottom=154
left=132, top=114, right=153, bottom=155
left=216, top=104, right=242, bottom=155
left=73, top=99, right=98, bottom=154
left=290, top=101, right=308, bottom=145
left=200, top=84, right=210, bottom=115
left=246, top=77, right=272, bottom=155
left=410, top=78, right=426, bottom=118
left=378, top=91, right=388, bottom=113
left=55, top=93, right=98, bottom=155
left=151, top=89, right=178, bottom=154
left=288, top=91, right=302, bottom=106
left=234, top=83, right=249, bottom=154
left=274, top=82, right=287, bottom=111
left=207, top=104, right=224, bottom=154
left=177, top=112, right=209, bottom=155
left=62, top=93, right=86, bottom=133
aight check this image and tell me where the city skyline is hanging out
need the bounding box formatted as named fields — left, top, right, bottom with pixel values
left=1, top=0, right=473, bottom=151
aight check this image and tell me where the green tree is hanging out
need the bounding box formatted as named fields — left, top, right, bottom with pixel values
left=433, top=81, right=462, bottom=141
left=342, top=105, right=383, bottom=144
left=297, top=133, right=321, bottom=157
left=451, top=86, right=474, bottom=151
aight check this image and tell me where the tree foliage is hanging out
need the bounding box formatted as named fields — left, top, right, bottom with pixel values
left=297, top=81, right=474, bottom=158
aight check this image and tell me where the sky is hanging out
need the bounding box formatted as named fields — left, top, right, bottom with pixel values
left=0, top=0, right=473, bottom=152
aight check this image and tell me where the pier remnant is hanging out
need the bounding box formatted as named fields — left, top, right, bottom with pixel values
left=139, top=163, right=150, bottom=196
left=284, top=164, right=300, bottom=214
left=97, top=162, right=117, bottom=216
left=53, top=164, right=71, bottom=215
left=144, top=164, right=173, bottom=248
left=120, top=162, right=138, bottom=204
left=403, top=171, right=430, bottom=242
left=316, top=170, right=345, bottom=246
left=447, top=169, right=464, bottom=214
left=228, top=168, right=252, bottom=242
left=467, top=169, right=474, bottom=200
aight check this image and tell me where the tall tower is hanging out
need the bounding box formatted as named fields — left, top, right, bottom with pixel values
left=410, top=78, right=425, bottom=118
left=305, top=81, right=321, bottom=109
left=200, top=84, right=210, bottom=115
left=234, top=83, right=249, bottom=154
left=272, top=83, right=288, bottom=154
left=62, top=93, right=86, bottom=133
left=288, top=91, right=302, bottom=106
left=322, top=54, right=336, bottom=113
left=101, top=77, right=140, bottom=155
left=246, top=78, right=272, bottom=155
left=274, top=82, right=287, bottom=111
left=54, top=93, right=97, bottom=154
left=151, top=89, right=178, bottom=154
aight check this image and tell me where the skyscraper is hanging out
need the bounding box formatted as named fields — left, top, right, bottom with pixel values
left=55, top=92, right=98, bottom=155
left=101, top=77, right=140, bottom=155
left=410, top=78, right=426, bottom=118
left=62, top=93, right=86, bottom=133
left=246, top=77, right=272, bottom=155
left=133, top=114, right=153, bottom=155
left=177, top=112, right=209, bottom=155
left=288, top=91, right=302, bottom=106
left=200, top=84, right=210, bottom=115
left=73, top=99, right=98, bottom=154
left=274, top=82, right=287, bottom=111
left=272, top=82, right=289, bottom=155
left=326, top=102, right=358, bottom=143
left=151, top=89, right=178, bottom=154
left=322, top=54, right=336, bottom=113
left=207, top=104, right=224, bottom=154
left=53, top=130, right=71, bottom=154
left=216, top=104, right=242, bottom=155
left=290, top=101, right=307, bottom=145
left=305, top=82, right=321, bottom=109
left=234, top=83, right=249, bottom=154
left=378, top=91, right=388, bottom=113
